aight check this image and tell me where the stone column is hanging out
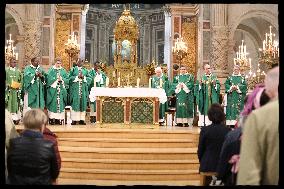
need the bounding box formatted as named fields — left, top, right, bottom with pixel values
left=24, top=4, right=43, bottom=61
left=210, top=4, right=229, bottom=79
left=164, top=11, right=172, bottom=80
left=80, top=5, right=89, bottom=60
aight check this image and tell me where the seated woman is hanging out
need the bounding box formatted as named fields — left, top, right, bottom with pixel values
left=197, top=103, right=231, bottom=184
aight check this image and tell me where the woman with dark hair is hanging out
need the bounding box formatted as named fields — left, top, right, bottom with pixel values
left=198, top=103, right=231, bottom=178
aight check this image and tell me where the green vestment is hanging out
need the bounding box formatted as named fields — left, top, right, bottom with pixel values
left=172, top=74, right=195, bottom=120
left=196, top=73, right=220, bottom=115
left=69, top=66, right=89, bottom=112
left=151, top=74, right=170, bottom=121
left=46, top=66, right=69, bottom=115
left=225, top=74, right=247, bottom=122
left=5, top=67, right=22, bottom=115
left=23, top=65, right=46, bottom=109
left=87, top=69, right=107, bottom=115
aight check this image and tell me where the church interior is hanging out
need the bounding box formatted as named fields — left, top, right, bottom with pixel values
left=5, top=4, right=279, bottom=186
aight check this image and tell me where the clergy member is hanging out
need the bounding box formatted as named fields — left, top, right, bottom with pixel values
left=46, top=57, right=69, bottom=125
left=151, top=66, right=170, bottom=126
left=69, top=59, right=89, bottom=125
left=224, top=65, right=247, bottom=126
left=172, top=65, right=195, bottom=127
left=196, top=63, right=221, bottom=126
left=5, top=58, right=22, bottom=124
left=87, top=61, right=107, bottom=123
left=23, top=57, right=46, bottom=115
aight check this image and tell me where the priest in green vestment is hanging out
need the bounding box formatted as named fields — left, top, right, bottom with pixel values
left=151, top=67, right=170, bottom=126
left=23, top=57, right=46, bottom=115
left=196, top=63, right=220, bottom=126
left=171, top=65, right=195, bottom=127
left=46, top=57, right=69, bottom=125
left=69, top=59, right=89, bottom=125
left=87, top=61, right=107, bottom=123
left=224, top=65, right=247, bottom=126
left=5, top=58, right=22, bottom=124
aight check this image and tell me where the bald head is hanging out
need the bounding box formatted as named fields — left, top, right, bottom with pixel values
left=264, top=66, right=279, bottom=99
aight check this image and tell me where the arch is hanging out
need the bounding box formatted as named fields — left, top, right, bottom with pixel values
left=229, top=9, right=278, bottom=42
left=5, top=6, right=24, bottom=35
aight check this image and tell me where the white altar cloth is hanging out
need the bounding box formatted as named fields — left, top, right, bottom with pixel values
left=89, top=87, right=167, bottom=104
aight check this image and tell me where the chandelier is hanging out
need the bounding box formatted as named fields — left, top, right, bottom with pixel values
left=234, top=40, right=251, bottom=73
left=65, top=32, right=80, bottom=67
left=5, top=34, right=18, bottom=63
left=259, top=26, right=279, bottom=68
left=245, top=63, right=266, bottom=90
left=172, top=36, right=188, bottom=67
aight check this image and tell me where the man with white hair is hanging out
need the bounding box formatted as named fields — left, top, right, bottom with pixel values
left=237, top=66, right=279, bottom=185
left=224, top=65, right=247, bottom=126
left=151, top=66, right=170, bottom=126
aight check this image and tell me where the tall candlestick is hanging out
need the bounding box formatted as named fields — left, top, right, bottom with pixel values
left=118, top=77, right=120, bottom=87
left=15, top=53, right=18, bottom=60
left=112, top=71, right=116, bottom=78
left=137, top=78, right=140, bottom=88
left=159, top=78, right=163, bottom=88
left=149, top=78, right=151, bottom=88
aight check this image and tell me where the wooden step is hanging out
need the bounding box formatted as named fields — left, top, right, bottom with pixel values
left=59, top=168, right=200, bottom=181
left=59, top=146, right=198, bottom=160
left=58, top=138, right=198, bottom=148
left=57, top=178, right=201, bottom=186
left=61, top=158, right=200, bottom=170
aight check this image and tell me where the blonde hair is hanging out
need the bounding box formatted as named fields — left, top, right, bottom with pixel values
left=23, top=109, right=47, bottom=130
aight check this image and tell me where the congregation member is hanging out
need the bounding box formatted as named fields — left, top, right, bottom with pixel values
left=197, top=103, right=230, bottom=185
left=224, top=65, right=247, bottom=126
left=151, top=66, right=170, bottom=126
left=87, top=61, right=107, bottom=123
left=196, top=64, right=221, bottom=126
left=5, top=58, right=22, bottom=124
left=69, top=59, right=89, bottom=125
left=171, top=65, right=194, bottom=127
left=7, top=109, right=59, bottom=185
left=237, top=66, right=279, bottom=185
left=46, top=57, right=69, bottom=125
left=22, top=57, right=46, bottom=115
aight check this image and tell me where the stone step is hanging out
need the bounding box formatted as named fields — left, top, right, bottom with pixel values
left=58, top=137, right=198, bottom=148
left=57, top=178, right=201, bottom=186
left=61, top=158, right=200, bottom=170
left=59, top=168, right=200, bottom=181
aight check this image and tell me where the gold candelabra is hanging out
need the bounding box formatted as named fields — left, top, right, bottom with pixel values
left=245, top=63, right=266, bottom=90
left=172, top=36, right=188, bottom=68
left=259, top=26, right=279, bottom=68
left=234, top=40, right=251, bottom=73
left=65, top=32, right=80, bottom=68
left=5, top=34, right=18, bottom=63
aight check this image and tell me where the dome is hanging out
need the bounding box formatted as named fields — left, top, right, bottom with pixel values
left=114, top=9, right=139, bottom=41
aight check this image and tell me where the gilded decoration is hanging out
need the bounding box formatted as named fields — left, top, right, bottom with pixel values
left=55, top=13, right=71, bottom=71
left=130, top=98, right=154, bottom=124
left=181, top=17, right=197, bottom=75
left=23, top=21, right=42, bottom=61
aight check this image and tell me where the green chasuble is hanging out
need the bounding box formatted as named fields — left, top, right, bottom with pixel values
left=196, top=73, right=220, bottom=115
left=87, top=69, right=107, bottom=114
left=172, top=73, right=195, bottom=119
left=225, top=74, right=247, bottom=121
left=5, top=67, right=22, bottom=114
left=69, top=66, right=89, bottom=112
left=23, top=65, right=46, bottom=109
left=151, top=74, right=170, bottom=120
left=46, top=66, right=69, bottom=114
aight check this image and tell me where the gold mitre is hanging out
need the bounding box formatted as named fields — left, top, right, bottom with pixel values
left=11, top=80, right=21, bottom=89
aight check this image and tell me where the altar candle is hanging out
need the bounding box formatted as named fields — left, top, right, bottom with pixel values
left=149, top=78, right=151, bottom=88
left=112, top=71, right=116, bottom=77
left=159, top=78, right=163, bottom=88
left=137, top=78, right=140, bottom=88
left=118, top=77, right=120, bottom=87
left=106, top=77, right=109, bottom=87
left=15, top=53, right=18, bottom=60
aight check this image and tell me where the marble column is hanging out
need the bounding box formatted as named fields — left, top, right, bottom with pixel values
left=210, top=4, right=229, bottom=78
left=164, top=11, right=172, bottom=80
left=24, top=4, right=43, bottom=62
left=80, top=5, right=89, bottom=60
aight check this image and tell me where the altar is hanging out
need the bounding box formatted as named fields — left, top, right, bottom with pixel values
left=90, top=87, right=167, bottom=125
